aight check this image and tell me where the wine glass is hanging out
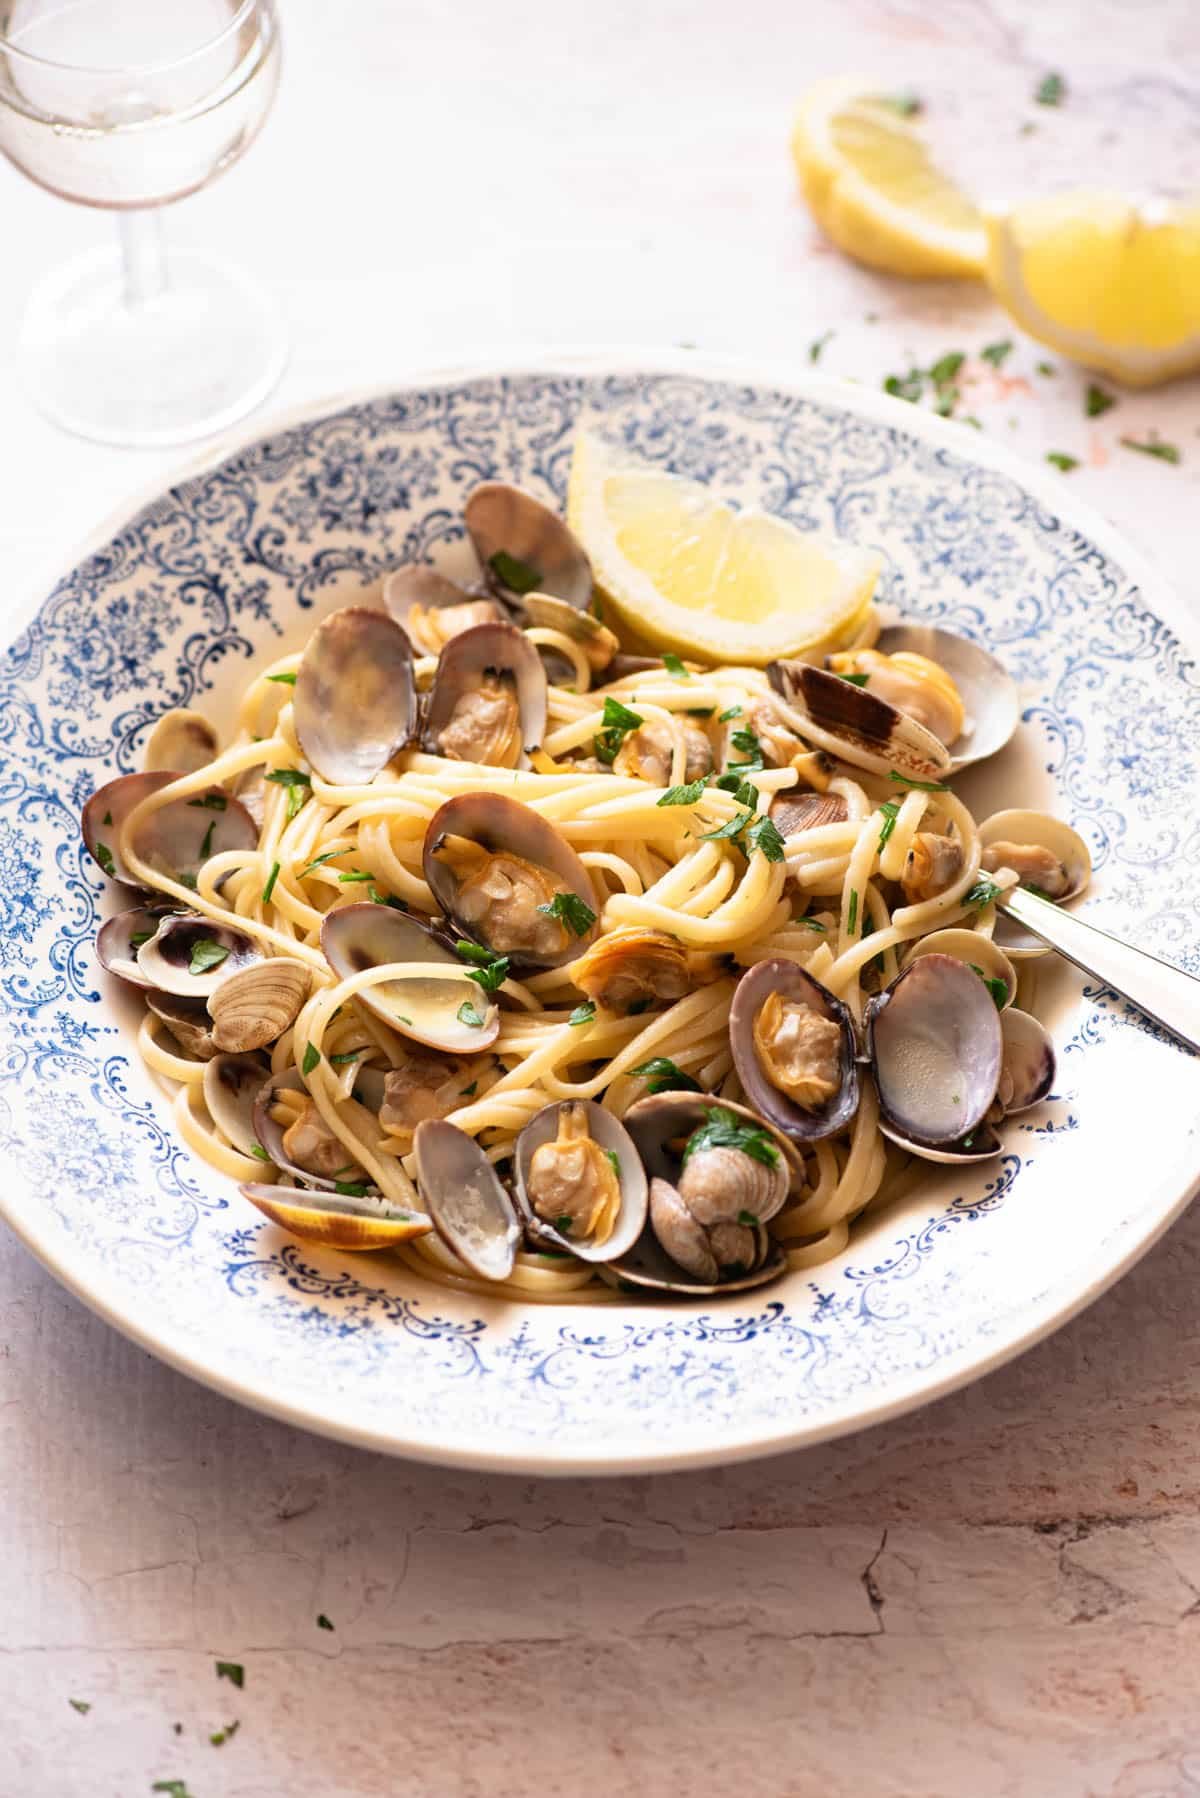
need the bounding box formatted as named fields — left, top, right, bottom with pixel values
left=0, top=0, right=285, bottom=447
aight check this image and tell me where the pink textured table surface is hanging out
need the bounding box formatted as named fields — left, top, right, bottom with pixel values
left=2, top=2, right=1199, bottom=1793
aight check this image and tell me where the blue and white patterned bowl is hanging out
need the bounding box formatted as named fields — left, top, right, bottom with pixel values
left=2, top=351, right=1198, bottom=1474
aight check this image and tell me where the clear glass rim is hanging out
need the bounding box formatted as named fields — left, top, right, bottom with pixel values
left=0, top=0, right=267, bottom=75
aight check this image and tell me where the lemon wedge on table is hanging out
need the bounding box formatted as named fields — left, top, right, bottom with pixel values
left=985, top=191, right=1200, bottom=388
left=791, top=76, right=986, bottom=280
left=567, top=430, right=880, bottom=668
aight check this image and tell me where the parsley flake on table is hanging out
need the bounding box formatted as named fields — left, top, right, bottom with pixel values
left=1085, top=383, right=1115, bottom=418
left=152, top=1783, right=196, bottom=1798
left=1034, top=71, right=1066, bottom=106
left=317, top=1613, right=335, bottom=1631
left=68, top=1698, right=91, bottom=1715
left=809, top=329, right=834, bottom=363
left=215, top=1660, right=244, bottom=1687
left=210, top=1719, right=241, bottom=1746
left=1046, top=452, right=1079, bottom=472
left=980, top=340, right=1013, bottom=368
left=1120, top=436, right=1181, bottom=464
left=875, top=89, right=922, bottom=117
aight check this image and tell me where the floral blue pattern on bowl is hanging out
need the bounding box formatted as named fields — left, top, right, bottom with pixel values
left=1, top=356, right=1197, bottom=1473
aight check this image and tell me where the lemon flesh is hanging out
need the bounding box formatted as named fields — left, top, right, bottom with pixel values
left=792, top=76, right=985, bottom=281
left=986, top=190, right=1200, bottom=387
left=567, top=430, right=880, bottom=667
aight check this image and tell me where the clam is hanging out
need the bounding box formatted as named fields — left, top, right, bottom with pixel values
left=518, top=592, right=619, bottom=673
left=421, top=620, right=547, bottom=768
left=82, top=771, right=258, bottom=889
left=253, top=1067, right=343, bottom=1188
left=203, top=1052, right=271, bottom=1158
left=143, top=707, right=219, bottom=774
left=613, top=716, right=713, bottom=786
left=978, top=809, right=1092, bottom=958
left=597, top=1226, right=788, bottom=1297
left=513, top=1099, right=647, bottom=1262
left=864, top=952, right=1004, bottom=1162
left=293, top=606, right=416, bottom=785
left=769, top=790, right=848, bottom=838
left=423, top=792, right=600, bottom=970
left=729, top=960, right=859, bottom=1143
left=622, top=1092, right=795, bottom=1287
left=904, top=928, right=1017, bottom=1010
left=995, top=1009, right=1056, bottom=1114
left=465, top=481, right=592, bottom=609
left=413, top=1118, right=521, bottom=1281
left=146, top=991, right=217, bottom=1060
left=321, top=902, right=500, bottom=1052
left=572, top=928, right=722, bottom=1016
left=766, top=661, right=952, bottom=783
left=378, top=1047, right=496, bottom=1137
left=136, top=915, right=262, bottom=998
left=867, top=624, right=1020, bottom=770
left=96, top=904, right=173, bottom=988
left=383, top=566, right=506, bottom=650
left=239, top=1183, right=433, bottom=1252
left=207, top=957, right=311, bottom=1053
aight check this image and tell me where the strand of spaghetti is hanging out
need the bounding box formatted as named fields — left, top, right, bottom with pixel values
left=878, top=789, right=929, bottom=881
left=173, top=1082, right=263, bottom=1182
left=781, top=1077, right=884, bottom=1235
left=524, top=628, right=591, bottom=690
left=139, top=1011, right=206, bottom=1084
left=784, top=1222, right=850, bottom=1269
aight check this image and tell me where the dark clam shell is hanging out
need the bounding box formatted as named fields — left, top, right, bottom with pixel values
left=997, top=1009, right=1056, bottom=1114
left=865, top=952, right=1004, bottom=1160
left=414, top=1118, right=521, bottom=1281
left=203, top=1052, right=271, bottom=1158
left=512, top=1100, right=648, bottom=1263
left=421, top=620, right=547, bottom=766
left=293, top=606, right=416, bottom=785
left=320, top=902, right=500, bottom=1053
left=464, top=482, right=592, bottom=608
left=96, top=904, right=174, bottom=988
left=83, top=771, right=257, bottom=889
left=136, top=915, right=261, bottom=997
left=729, top=960, right=859, bottom=1143
left=768, top=661, right=952, bottom=782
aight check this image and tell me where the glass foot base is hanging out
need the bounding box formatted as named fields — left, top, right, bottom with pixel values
left=18, top=246, right=288, bottom=449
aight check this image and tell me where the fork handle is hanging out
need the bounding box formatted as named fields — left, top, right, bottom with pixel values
left=999, top=888, right=1200, bottom=1055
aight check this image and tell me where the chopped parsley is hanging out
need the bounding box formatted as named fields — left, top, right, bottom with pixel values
left=627, top=997, right=653, bottom=1015
left=1034, top=70, right=1065, bottom=106
left=102, top=810, right=113, bottom=826
left=267, top=670, right=297, bottom=684
left=317, top=1613, right=335, bottom=1631
left=884, top=369, right=924, bottom=404
left=713, top=772, right=760, bottom=808
left=459, top=1081, right=478, bottom=1097
left=797, top=916, right=827, bottom=931
left=333, top=1180, right=369, bottom=1197
left=594, top=695, right=644, bottom=764
left=847, top=888, right=859, bottom=935
left=536, top=891, right=596, bottom=937
left=188, top=792, right=227, bottom=810
left=605, top=1149, right=621, bottom=1179
left=210, top=1720, right=240, bottom=1746
left=884, top=351, right=965, bottom=417
left=488, top=549, right=542, bottom=594
left=685, top=705, right=715, bottom=718
left=93, top=841, right=116, bottom=878
left=369, top=887, right=408, bottom=910
left=682, top=1105, right=779, bottom=1170
left=888, top=770, right=948, bottom=792
left=216, top=1661, right=244, bottom=1688
left=969, top=963, right=1008, bottom=1011
left=1046, top=452, right=1079, bottom=472
left=700, top=807, right=756, bottom=843
left=657, top=777, right=709, bottom=807
left=261, top=860, right=281, bottom=903
left=1085, top=383, right=1115, bottom=418
left=337, top=869, right=374, bottom=883
left=152, top=1784, right=195, bottom=1798
left=301, top=1042, right=321, bottom=1075
left=718, top=704, right=743, bottom=722
left=737, top=1209, right=759, bottom=1227
left=632, top=1056, right=701, bottom=1094
left=128, top=930, right=155, bottom=951
left=727, top=727, right=765, bottom=773
left=198, top=818, right=216, bottom=859
left=1120, top=437, right=1181, bottom=465
left=455, top=940, right=511, bottom=993
left=745, top=815, right=786, bottom=862
left=661, top=652, right=689, bottom=679
left=329, top=1049, right=365, bottom=1066
left=568, top=1001, right=596, bottom=1027
left=875, top=89, right=921, bottom=116
left=980, top=340, right=1013, bottom=368
left=877, top=799, right=901, bottom=850
left=189, top=938, right=230, bottom=976
left=1036, top=360, right=1057, bottom=376
left=457, top=999, right=486, bottom=1029
left=836, top=670, right=870, bottom=687
left=929, top=351, right=965, bottom=386
left=249, top=1143, right=269, bottom=1160
left=265, top=766, right=312, bottom=821
left=300, top=850, right=340, bottom=877
left=809, top=329, right=834, bottom=363
left=555, top=1215, right=573, bottom=1235
left=68, top=1699, right=91, bottom=1715
left=964, top=878, right=1003, bottom=910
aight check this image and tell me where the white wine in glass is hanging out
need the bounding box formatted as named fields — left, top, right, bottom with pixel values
left=0, top=0, right=285, bottom=446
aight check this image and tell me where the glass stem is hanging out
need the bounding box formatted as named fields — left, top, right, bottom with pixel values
left=118, top=208, right=168, bottom=310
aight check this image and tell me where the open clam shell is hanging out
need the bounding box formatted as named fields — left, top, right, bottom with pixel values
left=767, top=661, right=952, bottom=783
left=146, top=991, right=217, bottom=1060
left=207, top=958, right=311, bottom=1053
left=203, top=1052, right=272, bottom=1159
left=83, top=772, right=257, bottom=889
left=137, top=915, right=262, bottom=998
left=729, top=960, right=860, bottom=1143
left=465, top=481, right=592, bottom=609
left=321, top=902, right=500, bottom=1053
left=598, top=1228, right=788, bottom=1297
left=624, top=1091, right=800, bottom=1219
left=997, top=1009, right=1056, bottom=1114
left=143, top=707, right=219, bottom=774
left=252, top=1067, right=337, bottom=1189
left=96, top=904, right=174, bottom=988
left=384, top=566, right=485, bottom=620
left=978, top=809, right=1092, bottom=958
left=519, top=591, right=618, bottom=673
left=769, top=790, right=849, bottom=839
left=865, top=953, right=1004, bottom=1161
left=414, top=1118, right=521, bottom=1281
left=423, top=792, right=600, bottom=970
left=239, top=1183, right=432, bottom=1252
left=421, top=620, right=548, bottom=767
left=513, top=1100, right=648, bottom=1263
left=293, top=606, right=417, bottom=785
left=874, top=623, right=1019, bottom=771
left=904, top=928, right=1017, bottom=1010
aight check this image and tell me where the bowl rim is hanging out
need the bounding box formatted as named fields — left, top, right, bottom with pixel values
left=2, top=344, right=1198, bottom=1476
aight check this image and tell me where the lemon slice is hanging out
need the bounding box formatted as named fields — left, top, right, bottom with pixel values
left=567, top=430, right=880, bottom=667
left=986, top=191, right=1200, bottom=388
left=791, top=75, right=985, bottom=280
